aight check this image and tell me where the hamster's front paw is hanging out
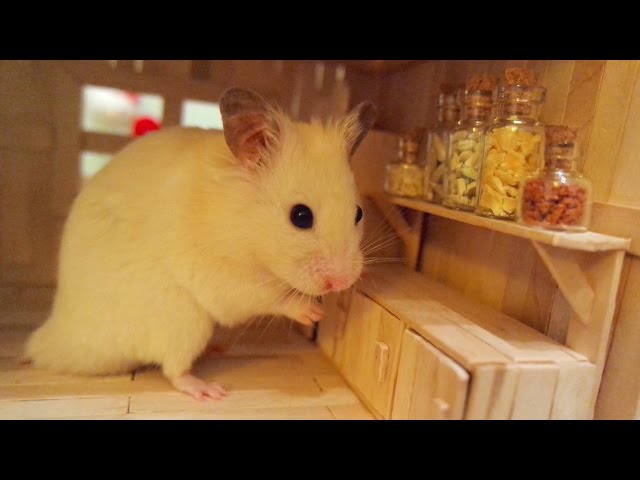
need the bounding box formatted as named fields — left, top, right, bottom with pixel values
left=170, top=373, right=229, bottom=401
left=285, top=301, right=325, bottom=327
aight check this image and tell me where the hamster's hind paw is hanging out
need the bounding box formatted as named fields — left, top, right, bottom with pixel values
left=171, top=373, right=229, bottom=401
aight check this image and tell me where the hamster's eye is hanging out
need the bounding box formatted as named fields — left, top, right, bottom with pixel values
left=290, top=204, right=314, bottom=229
left=355, top=205, right=363, bottom=225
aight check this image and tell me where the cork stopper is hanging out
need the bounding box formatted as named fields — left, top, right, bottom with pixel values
left=466, top=74, right=497, bottom=92
left=504, top=67, right=537, bottom=86
left=403, top=129, right=421, bottom=153
left=546, top=125, right=577, bottom=145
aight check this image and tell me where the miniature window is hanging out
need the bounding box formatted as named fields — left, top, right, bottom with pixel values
left=81, top=85, right=164, bottom=137
left=180, top=99, right=223, bottom=130
left=80, top=151, right=112, bottom=180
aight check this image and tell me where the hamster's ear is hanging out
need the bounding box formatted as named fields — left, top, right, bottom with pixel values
left=219, top=87, right=278, bottom=167
left=343, top=101, right=377, bottom=157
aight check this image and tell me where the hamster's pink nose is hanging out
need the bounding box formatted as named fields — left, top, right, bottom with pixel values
left=324, top=276, right=351, bottom=292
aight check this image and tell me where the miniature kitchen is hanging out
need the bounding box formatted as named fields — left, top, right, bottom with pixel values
left=0, top=60, right=638, bottom=419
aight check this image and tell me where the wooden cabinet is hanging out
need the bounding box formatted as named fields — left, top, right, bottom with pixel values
left=392, top=329, right=468, bottom=420
left=319, top=264, right=598, bottom=420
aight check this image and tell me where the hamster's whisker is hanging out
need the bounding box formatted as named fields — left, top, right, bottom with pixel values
left=362, top=257, right=405, bottom=265
left=361, top=238, right=401, bottom=256
left=360, top=231, right=401, bottom=253
left=257, top=314, right=279, bottom=341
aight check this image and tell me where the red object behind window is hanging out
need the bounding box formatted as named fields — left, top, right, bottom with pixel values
left=133, top=117, right=161, bottom=137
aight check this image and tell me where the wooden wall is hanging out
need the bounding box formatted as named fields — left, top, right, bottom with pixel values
left=362, top=60, right=640, bottom=419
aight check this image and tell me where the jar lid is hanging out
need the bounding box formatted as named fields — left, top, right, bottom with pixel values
left=546, top=125, right=577, bottom=145
left=438, top=83, right=460, bottom=107
left=504, top=67, right=538, bottom=86
left=466, top=74, right=497, bottom=93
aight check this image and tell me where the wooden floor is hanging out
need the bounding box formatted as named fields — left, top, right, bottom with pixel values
left=0, top=308, right=373, bottom=420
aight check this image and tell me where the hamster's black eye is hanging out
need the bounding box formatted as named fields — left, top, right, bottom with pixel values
left=355, top=205, right=363, bottom=225
left=290, top=204, right=314, bottom=229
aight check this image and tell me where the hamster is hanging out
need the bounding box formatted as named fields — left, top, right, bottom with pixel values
left=25, top=88, right=377, bottom=400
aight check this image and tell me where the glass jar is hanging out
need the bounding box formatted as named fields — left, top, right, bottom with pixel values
left=422, top=88, right=461, bottom=203
left=384, top=133, right=423, bottom=198
left=476, top=69, right=546, bottom=220
left=443, top=76, right=495, bottom=211
left=519, top=125, right=592, bottom=231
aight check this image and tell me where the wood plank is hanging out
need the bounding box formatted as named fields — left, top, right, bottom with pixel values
left=532, top=242, right=595, bottom=325
left=465, top=364, right=518, bottom=420
left=377, top=195, right=630, bottom=253
left=565, top=250, right=626, bottom=377
left=582, top=60, right=639, bottom=203
left=365, top=310, right=405, bottom=418
left=390, top=330, right=470, bottom=420
left=61, top=61, right=230, bottom=103
left=591, top=202, right=640, bottom=256
left=327, top=404, right=375, bottom=420
left=81, top=132, right=131, bottom=154
left=550, top=362, right=597, bottom=419
left=129, top=386, right=361, bottom=414
left=609, top=66, right=640, bottom=207
left=0, top=121, right=53, bottom=153
left=510, top=363, right=559, bottom=420
left=0, top=396, right=129, bottom=419
left=361, top=264, right=586, bottom=365
left=390, top=329, right=420, bottom=419
left=595, top=256, right=640, bottom=419
left=74, top=406, right=335, bottom=420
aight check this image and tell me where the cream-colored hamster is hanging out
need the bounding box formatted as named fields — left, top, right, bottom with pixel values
left=26, top=88, right=376, bottom=400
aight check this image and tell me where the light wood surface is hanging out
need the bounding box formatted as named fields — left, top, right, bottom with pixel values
left=392, top=329, right=469, bottom=420
left=0, top=308, right=373, bottom=420
left=357, top=264, right=596, bottom=419
left=332, top=291, right=404, bottom=419
left=378, top=194, right=630, bottom=253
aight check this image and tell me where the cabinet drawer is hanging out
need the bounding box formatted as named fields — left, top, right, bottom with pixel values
left=334, top=290, right=404, bottom=419
left=392, top=329, right=469, bottom=420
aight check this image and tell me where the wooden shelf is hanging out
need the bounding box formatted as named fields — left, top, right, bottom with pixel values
left=373, top=194, right=630, bottom=253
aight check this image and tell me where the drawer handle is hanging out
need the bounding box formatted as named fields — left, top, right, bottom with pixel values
left=375, top=341, right=389, bottom=382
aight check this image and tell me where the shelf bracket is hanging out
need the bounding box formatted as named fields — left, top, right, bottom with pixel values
left=532, top=241, right=595, bottom=325
left=369, top=195, right=424, bottom=270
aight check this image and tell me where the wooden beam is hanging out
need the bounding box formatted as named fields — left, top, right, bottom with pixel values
left=532, top=242, right=595, bottom=325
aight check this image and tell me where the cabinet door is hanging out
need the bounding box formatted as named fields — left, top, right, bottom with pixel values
left=392, top=329, right=470, bottom=420
left=335, top=290, right=404, bottom=419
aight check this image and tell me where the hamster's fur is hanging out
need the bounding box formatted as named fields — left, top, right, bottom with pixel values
left=26, top=88, right=376, bottom=399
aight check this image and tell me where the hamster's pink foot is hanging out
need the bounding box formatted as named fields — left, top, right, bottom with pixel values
left=171, top=374, right=229, bottom=401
